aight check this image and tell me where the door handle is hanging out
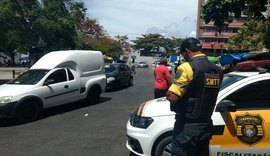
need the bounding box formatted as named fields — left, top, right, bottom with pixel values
left=64, top=85, right=69, bottom=88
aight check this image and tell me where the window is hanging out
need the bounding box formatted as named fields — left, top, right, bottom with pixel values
left=67, top=69, right=74, bottom=81
left=220, top=75, right=245, bottom=91
left=224, top=80, right=270, bottom=110
left=46, top=69, right=67, bottom=84
left=7, top=69, right=49, bottom=85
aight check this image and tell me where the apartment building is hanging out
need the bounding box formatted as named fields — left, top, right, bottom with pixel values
left=196, top=0, right=245, bottom=56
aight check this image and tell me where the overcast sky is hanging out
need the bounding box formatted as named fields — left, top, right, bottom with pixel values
left=82, top=0, right=198, bottom=40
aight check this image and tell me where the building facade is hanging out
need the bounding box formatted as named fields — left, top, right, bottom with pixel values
left=196, top=0, right=245, bottom=56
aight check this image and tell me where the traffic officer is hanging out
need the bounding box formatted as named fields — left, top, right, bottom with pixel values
left=166, top=37, right=223, bottom=156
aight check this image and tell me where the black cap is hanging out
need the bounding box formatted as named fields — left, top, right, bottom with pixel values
left=180, top=37, right=202, bottom=53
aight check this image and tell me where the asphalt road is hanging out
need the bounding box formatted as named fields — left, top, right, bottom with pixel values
left=0, top=66, right=157, bottom=156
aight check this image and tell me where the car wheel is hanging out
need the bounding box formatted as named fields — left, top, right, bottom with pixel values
left=86, top=86, right=101, bottom=104
left=15, top=101, right=40, bottom=123
left=128, top=76, right=133, bottom=86
left=155, top=136, right=172, bottom=156
left=114, top=81, right=122, bottom=90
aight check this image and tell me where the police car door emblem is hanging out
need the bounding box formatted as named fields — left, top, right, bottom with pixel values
left=235, top=113, right=264, bottom=146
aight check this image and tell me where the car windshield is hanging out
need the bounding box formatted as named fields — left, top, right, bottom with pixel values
left=220, top=74, right=246, bottom=91
left=105, top=64, right=118, bottom=73
left=7, top=69, right=49, bottom=85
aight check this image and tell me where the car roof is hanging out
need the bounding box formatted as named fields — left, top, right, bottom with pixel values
left=226, top=71, right=261, bottom=77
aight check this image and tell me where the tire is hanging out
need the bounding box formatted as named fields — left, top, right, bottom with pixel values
left=155, top=136, right=172, bottom=156
left=128, top=76, right=133, bottom=86
left=86, top=87, right=101, bottom=104
left=15, top=101, right=40, bottom=123
left=116, top=81, right=122, bottom=90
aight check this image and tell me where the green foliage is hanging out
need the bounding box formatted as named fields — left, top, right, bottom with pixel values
left=0, top=0, right=127, bottom=64
left=201, top=0, right=268, bottom=29
left=133, top=34, right=164, bottom=52
left=36, top=0, right=87, bottom=51
left=227, top=19, right=264, bottom=51
left=201, top=0, right=269, bottom=50
left=0, top=0, right=87, bottom=65
left=95, top=38, right=121, bottom=57
left=0, top=0, right=41, bottom=63
left=83, top=38, right=121, bottom=57
left=263, top=19, right=270, bottom=50
left=132, top=33, right=183, bottom=56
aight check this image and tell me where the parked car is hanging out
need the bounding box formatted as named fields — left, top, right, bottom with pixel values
left=0, top=50, right=106, bottom=123
left=137, top=62, right=149, bottom=68
left=105, top=63, right=133, bottom=90
left=126, top=71, right=270, bottom=156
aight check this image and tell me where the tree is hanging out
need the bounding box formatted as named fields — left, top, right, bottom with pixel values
left=227, top=19, right=265, bottom=51
left=92, top=37, right=121, bottom=57
left=263, top=18, right=270, bottom=49
left=132, top=33, right=183, bottom=56
left=36, top=0, right=86, bottom=51
left=201, top=0, right=268, bottom=29
left=0, top=0, right=42, bottom=65
left=77, top=17, right=121, bottom=57
left=78, top=17, right=106, bottom=47
left=166, top=37, right=183, bottom=55
left=0, top=0, right=87, bottom=65
left=201, top=0, right=270, bottom=49
left=133, top=34, right=165, bottom=54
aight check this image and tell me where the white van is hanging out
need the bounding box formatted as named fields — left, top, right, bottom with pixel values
left=0, top=50, right=106, bottom=123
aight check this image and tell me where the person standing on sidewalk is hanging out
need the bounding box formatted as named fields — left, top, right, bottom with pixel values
left=166, top=37, right=223, bottom=156
left=154, top=57, right=172, bottom=99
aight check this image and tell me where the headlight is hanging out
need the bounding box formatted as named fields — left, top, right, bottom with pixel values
left=0, top=96, right=13, bottom=104
left=107, top=77, right=115, bottom=83
left=130, top=112, right=154, bottom=129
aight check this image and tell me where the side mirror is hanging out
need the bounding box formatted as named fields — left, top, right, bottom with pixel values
left=44, top=79, right=54, bottom=86
left=216, top=100, right=236, bottom=112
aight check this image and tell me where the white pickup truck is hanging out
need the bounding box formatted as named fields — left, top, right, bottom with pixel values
left=0, top=50, right=106, bottom=123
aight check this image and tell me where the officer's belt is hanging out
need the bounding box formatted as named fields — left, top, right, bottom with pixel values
left=175, top=114, right=212, bottom=123
left=182, top=123, right=212, bottom=136
left=185, top=119, right=212, bottom=123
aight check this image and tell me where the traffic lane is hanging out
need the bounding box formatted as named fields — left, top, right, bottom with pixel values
left=0, top=67, right=155, bottom=156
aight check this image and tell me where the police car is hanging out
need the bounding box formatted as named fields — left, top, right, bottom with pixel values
left=126, top=70, right=270, bottom=156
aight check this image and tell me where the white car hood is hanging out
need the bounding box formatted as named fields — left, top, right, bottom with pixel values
left=138, top=97, right=225, bottom=126
left=0, top=84, right=36, bottom=97
left=138, top=97, right=175, bottom=117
